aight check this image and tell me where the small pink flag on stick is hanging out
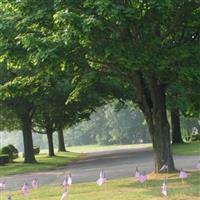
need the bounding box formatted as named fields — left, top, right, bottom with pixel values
left=161, top=177, right=167, bottom=196
left=0, top=181, right=6, bottom=190
left=60, top=188, right=68, bottom=200
left=67, top=173, right=72, bottom=185
left=63, top=177, right=69, bottom=190
left=21, top=183, right=29, bottom=196
left=196, top=161, right=200, bottom=169
left=179, top=168, right=188, bottom=179
left=96, top=169, right=106, bottom=186
left=159, top=164, right=168, bottom=172
left=32, top=178, right=38, bottom=189
left=135, top=166, right=140, bottom=179
left=138, top=171, right=147, bottom=183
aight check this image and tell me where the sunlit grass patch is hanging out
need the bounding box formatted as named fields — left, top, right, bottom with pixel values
left=66, top=143, right=152, bottom=153
left=172, top=142, right=200, bottom=155
left=0, top=151, right=80, bottom=176
left=1, top=171, right=199, bottom=200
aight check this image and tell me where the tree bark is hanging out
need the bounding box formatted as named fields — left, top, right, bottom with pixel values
left=46, top=124, right=55, bottom=157
left=21, top=111, right=36, bottom=163
left=131, top=71, right=176, bottom=172
left=58, top=128, right=66, bottom=152
left=171, top=108, right=183, bottom=144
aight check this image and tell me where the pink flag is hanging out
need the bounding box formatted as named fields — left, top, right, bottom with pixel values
left=21, top=183, right=29, bottom=196
left=60, top=188, right=68, bottom=200
left=63, top=177, right=68, bottom=190
left=32, top=178, right=38, bottom=189
left=159, top=164, right=168, bottom=172
left=67, top=173, right=72, bottom=185
left=161, top=177, right=167, bottom=196
left=179, top=168, right=188, bottom=179
left=96, top=169, right=106, bottom=186
left=0, top=181, right=6, bottom=190
left=196, top=161, right=200, bottom=169
left=135, top=167, right=140, bottom=179
left=138, top=172, right=147, bottom=183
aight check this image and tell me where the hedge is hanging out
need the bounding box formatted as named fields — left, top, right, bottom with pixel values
left=0, top=154, right=9, bottom=165
left=33, top=146, right=40, bottom=155
left=1, top=145, right=19, bottom=161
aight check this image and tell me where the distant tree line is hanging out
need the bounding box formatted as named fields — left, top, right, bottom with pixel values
left=65, top=101, right=151, bottom=146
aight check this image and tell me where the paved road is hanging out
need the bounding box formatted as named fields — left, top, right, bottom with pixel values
left=1, top=148, right=199, bottom=191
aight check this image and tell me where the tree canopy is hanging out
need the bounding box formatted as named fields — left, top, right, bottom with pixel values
left=0, top=0, right=199, bottom=170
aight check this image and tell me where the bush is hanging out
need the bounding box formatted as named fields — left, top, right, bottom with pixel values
left=191, top=134, right=200, bottom=141
left=22, top=146, right=40, bottom=157
left=1, top=145, right=19, bottom=161
left=7, top=144, right=18, bottom=153
left=1, top=146, right=13, bottom=162
left=0, top=154, right=9, bottom=165
left=7, top=144, right=19, bottom=159
left=33, top=146, right=40, bottom=155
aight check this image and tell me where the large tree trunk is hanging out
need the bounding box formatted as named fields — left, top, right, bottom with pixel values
left=46, top=124, right=55, bottom=157
left=171, top=108, right=183, bottom=144
left=21, top=111, right=36, bottom=163
left=132, top=71, right=176, bottom=172
left=58, top=128, right=66, bottom=152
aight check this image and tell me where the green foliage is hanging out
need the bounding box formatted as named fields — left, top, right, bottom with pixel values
left=65, top=101, right=150, bottom=146
left=0, top=154, right=9, bottom=165
left=0, top=0, right=199, bottom=168
left=172, top=141, right=200, bottom=155
left=33, top=146, right=40, bottom=155
left=7, top=144, right=18, bottom=154
left=1, top=145, right=18, bottom=161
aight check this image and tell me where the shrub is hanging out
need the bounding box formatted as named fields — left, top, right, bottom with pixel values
left=0, top=154, right=9, bottom=165
left=33, top=146, right=40, bottom=155
left=191, top=134, right=200, bottom=141
left=22, top=146, right=40, bottom=157
left=7, top=144, right=18, bottom=153
left=1, top=146, right=13, bottom=162
left=1, top=145, right=19, bottom=161
left=7, top=144, right=19, bottom=159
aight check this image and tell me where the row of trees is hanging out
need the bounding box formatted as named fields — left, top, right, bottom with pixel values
left=65, top=101, right=151, bottom=146
left=1, top=109, right=198, bottom=152
left=0, top=1, right=199, bottom=172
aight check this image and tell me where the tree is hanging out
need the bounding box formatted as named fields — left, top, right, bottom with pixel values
left=170, top=108, right=183, bottom=144
left=32, top=71, right=73, bottom=156
left=54, top=0, right=200, bottom=172
left=167, top=83, right=186, bottom=144
left=0, top=77, right=38, bottom=163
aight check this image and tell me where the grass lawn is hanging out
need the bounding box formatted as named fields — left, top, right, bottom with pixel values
left=172, top=142, right=200, bottom=155
left=0, top=151, right=80, bottom=176
left=2, top=171, right=199, bottom=200
left=65, top=142, right=200, bottom=156
left=66, top=143, right=152, bottom=153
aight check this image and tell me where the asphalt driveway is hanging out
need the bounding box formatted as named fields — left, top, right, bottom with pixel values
left=1, top=147, right=199, bottom=191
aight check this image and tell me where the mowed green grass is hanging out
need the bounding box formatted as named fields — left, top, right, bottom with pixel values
left=2, top=171, right=200, bottom=200
left=172, top=142, right=200, bottom=155
left=66, top=143, right=152, bottom=153
left=66, top=142, right=200, bottom=156
left=0, top=152, right=80, bottom=176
